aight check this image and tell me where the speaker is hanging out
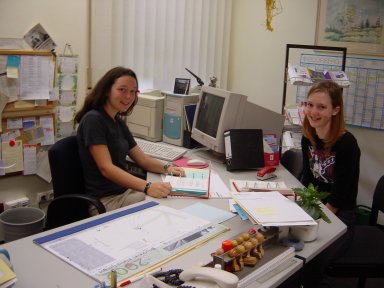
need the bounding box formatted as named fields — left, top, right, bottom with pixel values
left=224, top=129, right=265, bottom=171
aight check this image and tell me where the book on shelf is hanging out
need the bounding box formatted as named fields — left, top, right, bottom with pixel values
left=164, top=167, right=210, bottom=198
left=287, top=63, right=350, bottom=87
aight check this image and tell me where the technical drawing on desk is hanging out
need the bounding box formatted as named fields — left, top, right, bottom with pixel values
left=35, top=204, right=228, bottom=285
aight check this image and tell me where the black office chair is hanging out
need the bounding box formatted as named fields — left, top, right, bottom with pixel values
left=45, top=135, right=106, bottom=230
left=326, top=175, right=384, bottom=288
left=280, top=148, right=303, bottom=181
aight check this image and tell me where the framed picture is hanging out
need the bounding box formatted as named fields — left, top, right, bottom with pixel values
left=316, top=0, right=384, bottom=56
left=173, top=78, right=190, bottom=95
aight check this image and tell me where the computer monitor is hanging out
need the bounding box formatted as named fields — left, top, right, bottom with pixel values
left=191, top=86, right=247, bottom=155
left=191, top=85, right=285, bottom=157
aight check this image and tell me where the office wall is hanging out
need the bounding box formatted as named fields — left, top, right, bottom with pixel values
left=229, top=0, right=384, bottom=220
left=0, top=0, right=88, bottom=204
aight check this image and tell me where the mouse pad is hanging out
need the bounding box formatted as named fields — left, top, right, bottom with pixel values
left=173, top=157, right=209, bottom=169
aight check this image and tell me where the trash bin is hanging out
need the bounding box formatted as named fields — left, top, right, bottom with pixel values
left=355, top=205, right=371, bottom=225
left=0, top=207, right=45, bottom=242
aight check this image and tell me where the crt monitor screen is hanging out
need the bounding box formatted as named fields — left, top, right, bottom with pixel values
left=191, top=86, right=247, bottom=155
left=194, top=92, right=225, bottom=138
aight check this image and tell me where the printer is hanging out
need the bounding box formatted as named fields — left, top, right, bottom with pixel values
left=126, top=90, right=164, bottom=142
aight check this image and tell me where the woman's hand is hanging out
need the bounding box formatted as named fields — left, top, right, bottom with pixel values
left=167, top=166, right=185, bottom=177
left=325, top=202, right=338, bottom=214
left=146, top=182, right=172, bottom=198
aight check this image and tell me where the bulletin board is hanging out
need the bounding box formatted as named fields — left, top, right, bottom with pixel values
left=295, top=53, right=384, bottom=130
left=0, top=50, right=56, bottom=176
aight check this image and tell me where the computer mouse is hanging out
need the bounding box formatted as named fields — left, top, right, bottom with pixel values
left=187, top=158, right=207, bottom=166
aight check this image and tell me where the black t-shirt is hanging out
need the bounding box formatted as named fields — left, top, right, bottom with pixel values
left=77, top=109, right=137, bottom=198
left=301, top=131, right=360, bottom=210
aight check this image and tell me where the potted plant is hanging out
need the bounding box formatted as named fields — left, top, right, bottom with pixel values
left=290, top=183, right=331, bottom=241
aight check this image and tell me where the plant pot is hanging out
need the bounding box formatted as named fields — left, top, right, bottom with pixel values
left=290, top=219, right=321, bottom=242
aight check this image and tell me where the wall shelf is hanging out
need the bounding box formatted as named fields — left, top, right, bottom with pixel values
left=282, top=44, right=347, bottom=114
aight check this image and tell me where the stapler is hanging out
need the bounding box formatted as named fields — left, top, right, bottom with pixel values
left=256, top=166, right=277, bottom=180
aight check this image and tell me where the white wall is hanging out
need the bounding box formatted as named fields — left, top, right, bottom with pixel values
left=0, top=0, right=89, bottom=97
left=229, top=0, right=318, bottom=112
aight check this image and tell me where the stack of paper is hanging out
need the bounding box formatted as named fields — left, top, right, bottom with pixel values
left=285, top=107, right=305, bottom=126
left=238, top=246, right=295, bottom=287
left=324, top=70, right=350, bottom=87
left=230, top=191, right=316, bottom=226
left=287, top=63, right=313, bottom=85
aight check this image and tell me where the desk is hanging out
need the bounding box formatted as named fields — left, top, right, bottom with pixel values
left=0, top=151, right=346, bottom=288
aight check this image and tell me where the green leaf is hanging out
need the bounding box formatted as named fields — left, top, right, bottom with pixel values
left=292, top=183, right=332, bottom=223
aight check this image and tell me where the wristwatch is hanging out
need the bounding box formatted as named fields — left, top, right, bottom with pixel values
left=163, top=163, right=172, bottom=174
left=144, top=182, right=152, bottom=194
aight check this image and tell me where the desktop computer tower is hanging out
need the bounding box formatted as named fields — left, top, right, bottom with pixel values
left=162, top=92, right=199, bottom=146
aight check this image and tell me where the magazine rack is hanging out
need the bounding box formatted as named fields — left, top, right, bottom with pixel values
left=282, top=44, right=347, bottom=113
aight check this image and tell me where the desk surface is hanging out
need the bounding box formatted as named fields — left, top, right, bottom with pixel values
left=0, top=150, right=346, bottom=288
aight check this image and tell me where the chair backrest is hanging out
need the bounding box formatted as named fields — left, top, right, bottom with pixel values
left=48, top=135, right=84, bottom=197
left=46, top=136, right=91, bottom=229
left=370, top=175, right=384, bottom=225
left=280, top=148, right=303, bottom=181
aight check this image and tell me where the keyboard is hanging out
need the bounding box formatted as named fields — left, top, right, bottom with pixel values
left=135, top=138, right=188, bottom=162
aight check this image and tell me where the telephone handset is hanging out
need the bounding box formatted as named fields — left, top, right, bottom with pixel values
left=179, top=267, right=239, bottom=288
left=141, top=267, right=239, bottom=288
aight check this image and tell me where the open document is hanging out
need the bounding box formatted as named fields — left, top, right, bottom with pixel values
left=164, top=167, right=210, bottom=198
left=230, top=191, right=316, bottom=226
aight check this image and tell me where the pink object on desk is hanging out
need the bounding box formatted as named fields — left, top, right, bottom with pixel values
left=173, top=157, right=209, bottom=169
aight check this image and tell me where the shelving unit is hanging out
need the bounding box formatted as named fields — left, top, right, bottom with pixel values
left=282, top=44, right=347, bottom=114
left=280, top=44, right=347, bottom=152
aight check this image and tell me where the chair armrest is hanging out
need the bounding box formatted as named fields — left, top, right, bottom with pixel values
left=52, top=194, right=106, bottom=214
left=45, top=194, right=106, bottom=230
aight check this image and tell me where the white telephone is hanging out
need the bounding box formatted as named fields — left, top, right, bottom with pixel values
left=140, top=267, right=239, bottom=288
left=180, top=267, right=239, bottom=288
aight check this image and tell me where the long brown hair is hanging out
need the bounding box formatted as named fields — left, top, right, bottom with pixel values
left=302, top=81, right=345, bottom=151
left=75, top=67, right=139, bottom=123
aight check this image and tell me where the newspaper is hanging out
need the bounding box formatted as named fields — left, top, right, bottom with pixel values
left=23, top=23, right=57, bottom=51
